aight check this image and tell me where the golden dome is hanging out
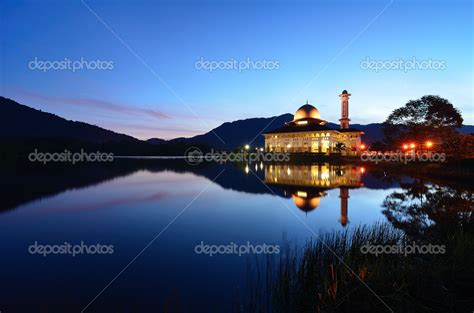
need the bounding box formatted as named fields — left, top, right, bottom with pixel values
left=293, top=103, right=321, bottom=121
left=292, top=194, right=321, bottom=212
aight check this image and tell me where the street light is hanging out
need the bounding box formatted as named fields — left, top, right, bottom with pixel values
left=425, top=140, right=433, bottom=148
left=244, top=144, right=250, bottom=150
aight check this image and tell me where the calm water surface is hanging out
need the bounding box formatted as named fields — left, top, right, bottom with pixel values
left=0, top=161, right=415, bottom=312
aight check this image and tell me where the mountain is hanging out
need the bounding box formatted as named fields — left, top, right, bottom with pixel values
left=2, top=96, right=472, bottom=150
left=146, top=138, right=168, bottom=145
left=459, top=125, right=474, bottom=134
left=170, top=114, right=294, bottom=149
left=0, top=96, right=139, bottom=143
left=169, top=115, right=386, bottom=147
left=172, top=114, right=474, bottom=148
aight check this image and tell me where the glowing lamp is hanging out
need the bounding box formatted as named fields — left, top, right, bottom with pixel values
left=409, top=143, right=416, bottom=149
left=244, top=144, right=250, bottom=150
left=425, top=141, right=433, bottom=148
left=402, top=144, right=409, bottom=150
left=360, top=167, right=366, bottom=174
left=360, top=144, right=366, bottom=150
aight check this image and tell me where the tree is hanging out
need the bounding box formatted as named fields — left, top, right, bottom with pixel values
left=334, top=142, right=346, bottom=154
left=383, top=95, right=463, bottom=148
left=382, top=180, right=473, bottom=241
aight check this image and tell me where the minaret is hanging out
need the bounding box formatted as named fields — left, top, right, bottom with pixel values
left=339, top=187, right=349, bottom=227
left=338, top=90, right=351, bottom=129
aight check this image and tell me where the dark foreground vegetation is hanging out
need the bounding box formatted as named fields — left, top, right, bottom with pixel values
left=247, top=182, right=474, bottom=313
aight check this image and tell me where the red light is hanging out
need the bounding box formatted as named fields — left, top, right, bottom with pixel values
left=360, top=167, right=366, bottom=174
left=360, top=144, right=366, bottom=150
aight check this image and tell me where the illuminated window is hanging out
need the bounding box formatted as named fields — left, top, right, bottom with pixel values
left=296, top=191, right=307, bottom=198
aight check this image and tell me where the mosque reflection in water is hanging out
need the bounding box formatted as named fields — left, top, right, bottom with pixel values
left=264, top=164, right=365, bottom=226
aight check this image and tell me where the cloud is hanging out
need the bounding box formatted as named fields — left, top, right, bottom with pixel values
left=4, top=88, right=214, bottom=139
left=15, top=89, right=170, bottom=120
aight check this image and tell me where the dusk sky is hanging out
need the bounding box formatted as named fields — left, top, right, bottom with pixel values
left=1, top=0, right=472, bottom=139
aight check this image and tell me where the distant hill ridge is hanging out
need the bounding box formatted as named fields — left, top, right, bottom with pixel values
left=1, top=96, right=473, bottom=149
left=0, top=96, right=138, bottom=143
left=171, top=117, right=473, bottom=148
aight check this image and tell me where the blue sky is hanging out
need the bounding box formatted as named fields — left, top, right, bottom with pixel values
left=1, top=0, right=472, bottom=139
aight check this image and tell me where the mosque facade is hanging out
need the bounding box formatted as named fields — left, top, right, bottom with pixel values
left=263, top=90, right=363, bottom=155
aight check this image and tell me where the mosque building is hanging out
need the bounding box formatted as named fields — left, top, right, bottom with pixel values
left=263, top=90, right=363, bottom=155
left=264, top=163, right=364, bottom=227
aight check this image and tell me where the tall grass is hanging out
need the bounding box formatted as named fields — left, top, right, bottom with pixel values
left=246, top=222, right=474, bottom=313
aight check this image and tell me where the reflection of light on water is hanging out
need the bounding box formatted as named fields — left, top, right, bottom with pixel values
left=296, top=191, right=307, bottom=198
left=255, top=163, right=258, bottom=171
left=264, top=164, right=362, bottom=189
left=260, top=162, right=264, bottom=170
left=245, top=165, right=249, bottom=174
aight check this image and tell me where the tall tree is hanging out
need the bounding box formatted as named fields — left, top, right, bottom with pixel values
left=383, top=95, right=463, bottom=148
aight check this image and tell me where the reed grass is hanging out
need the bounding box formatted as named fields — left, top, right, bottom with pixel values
left=246, top=222, right=474, bottom=313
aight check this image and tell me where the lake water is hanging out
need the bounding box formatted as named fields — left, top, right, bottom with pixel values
left=0, top=161, right=421, bottom=312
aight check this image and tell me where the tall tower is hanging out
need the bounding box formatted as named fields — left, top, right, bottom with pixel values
left=339, top=90, right=351, bottom=129
left=339, top=187, right=349, bottom=227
